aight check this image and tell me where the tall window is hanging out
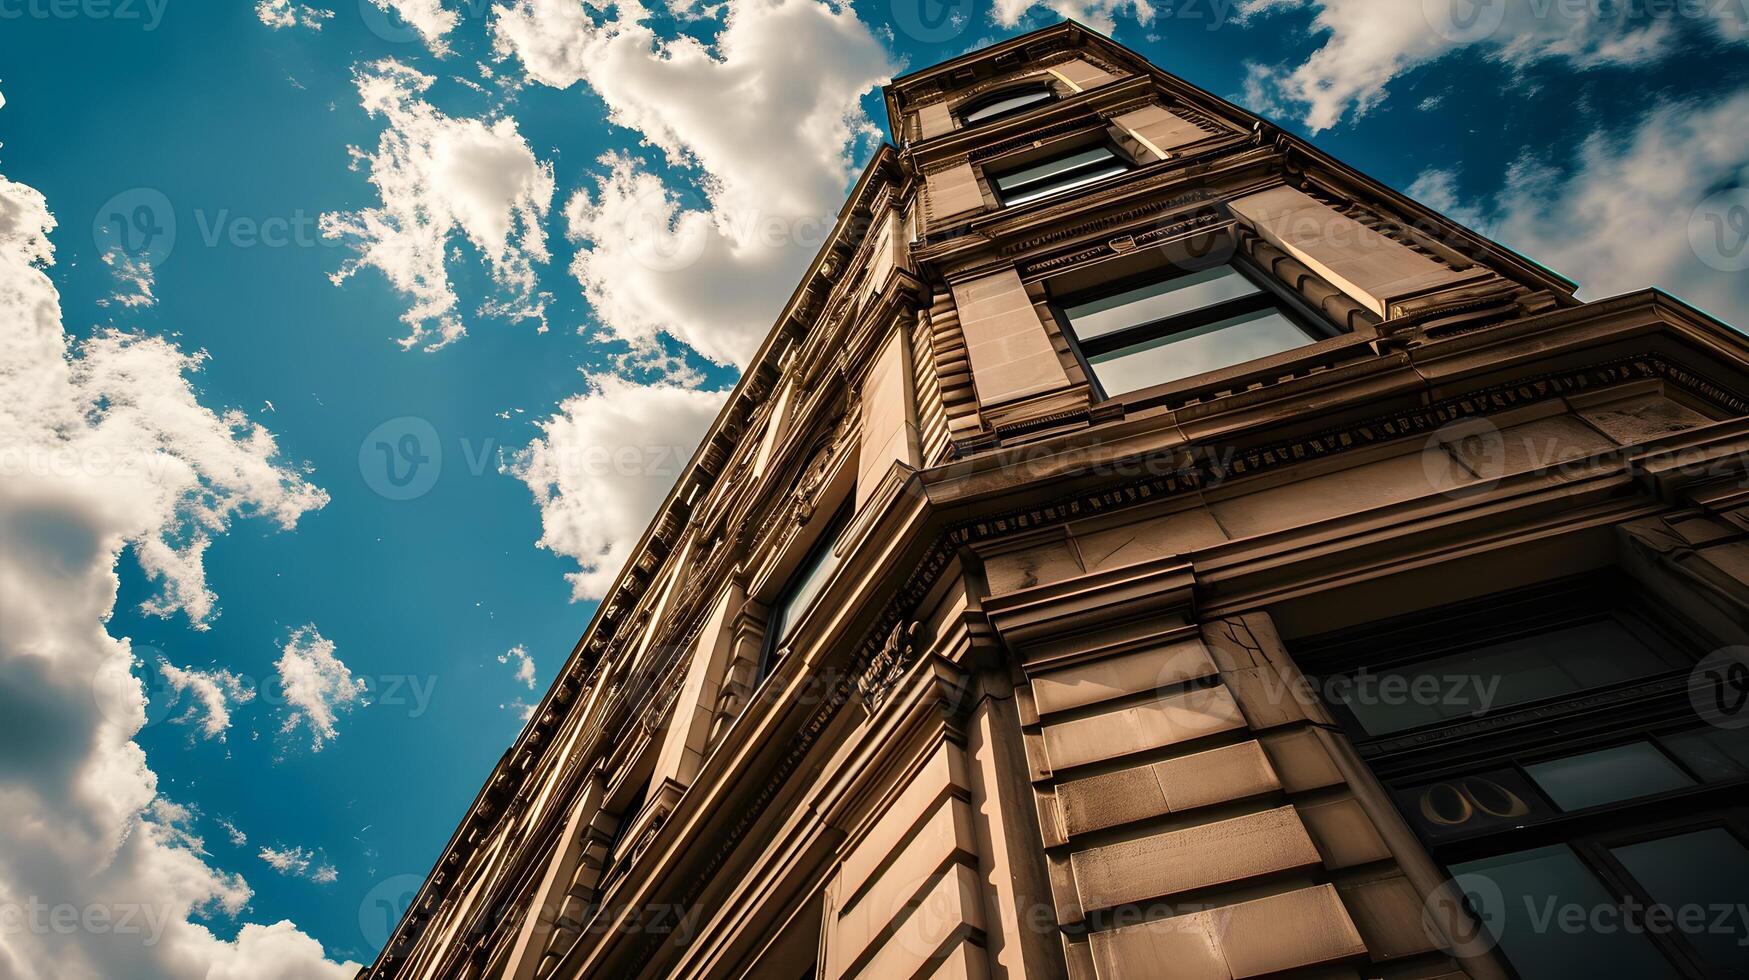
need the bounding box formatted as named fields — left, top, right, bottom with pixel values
left=957, top=85, right=1055, bottom=127
left=757, top=506, right=848, bottom=682
left=989, top=144, right=1131, bottom=207
left=1295, top=576, right=1749, bottom=978
left=1050, top=261, right=1344, bottom=397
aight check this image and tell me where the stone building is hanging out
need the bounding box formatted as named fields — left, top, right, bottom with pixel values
left=362, top=22, right=1749, bottom=980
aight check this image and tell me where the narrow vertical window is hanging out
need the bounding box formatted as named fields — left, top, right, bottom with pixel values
left=758, top=506, right=849, bottom=682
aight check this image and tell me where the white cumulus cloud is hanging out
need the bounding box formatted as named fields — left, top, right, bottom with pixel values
left=274, top=625, right=366, bottom=751
left=492, top=0, right=894, bottom=366
left=1405, top=87, right=1749, bottom=326
left=322, top=59, right=555, bottom=351
left=507, top=374, right=726, bottom=601
left=1238, top=0, right=1747, bottom=132
left=0, top=156, right=352, bottom=976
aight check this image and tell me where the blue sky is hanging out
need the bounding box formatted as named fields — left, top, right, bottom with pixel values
left=3, top=0, right=1749, bottom=974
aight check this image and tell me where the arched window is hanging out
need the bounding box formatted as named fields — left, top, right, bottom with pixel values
left=958, top=84, right=1055, bottom=127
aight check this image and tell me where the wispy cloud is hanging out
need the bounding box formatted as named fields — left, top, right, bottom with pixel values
left=255, top=0, right=334, bottom=30
left=498, top=644, right=536, bottom=688
left=1238, top=0, right=1745, bottom=132
left=159, top=660, right=256, bottom=739
left=96, top=248, right=156, bottom=309
left=260, top=845, right=340, bottom=884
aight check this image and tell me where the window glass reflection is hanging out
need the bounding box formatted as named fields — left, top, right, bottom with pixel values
left=768, top=534, right=841, bottom=650
left=961, top=88, right=1053, bottom=124
left=1087, top=308, right=1311, bottom=394
left=993, top=146, right=1130, bottom=206
left=1065, top=266, right=1262, bottom=340
left=1524, top=742, right=1694, bottom=812
left=1450, top=845, right=1674, bottom=979
left=1612, top=828, right=1749, bottom=970
left=1663, top=727, right=1749, bottom=782
left=1339, top=619, right=1682, bottom=736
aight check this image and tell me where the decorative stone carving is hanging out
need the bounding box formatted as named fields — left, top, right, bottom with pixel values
left=857, top=621, right=919, bottom=714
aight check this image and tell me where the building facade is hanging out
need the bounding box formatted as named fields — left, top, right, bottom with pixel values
left=364, top=23, right=1749, bottom=980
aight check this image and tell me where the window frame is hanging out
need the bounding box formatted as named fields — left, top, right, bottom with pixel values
left=955, top=83, right=1058, bottom=128
left=1292, top=572, right=1748, bottom=979
left=1446, top=808, right=1749, bottom=980
left=1296, top=575, right=1699, bottom=758
left=985, top=139, right=1136, bottom=208
left=1586, top=813, right=1749, bottom=978
left=1045, top=255, right=1342, bottom=400
left=756, top=502, right=851, bottom=684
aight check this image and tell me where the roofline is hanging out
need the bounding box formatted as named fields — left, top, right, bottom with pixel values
left=888, top=19, right=1090, bottom=86
left=884, top=18, right=1577, bottom=298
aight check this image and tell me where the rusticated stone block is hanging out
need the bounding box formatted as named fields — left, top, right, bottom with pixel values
left=1211, top=883, right=1368, bottom=977
left=1056, top=741, right=1280, bottom=836
left=839, top=741, right=968, bottom=898
left=1338, top=873, right=1442, bottom=961
left=843, top=863, right=985, bottom=980
left=1041, top=685, right=1245, bottom=772
left=1070, top=805, right=1319, bottom=911
left=1297, top=795, right=1391, bottom=870
left=1029, top=638, right=1217, bottom=716
left=1257, top=728, right=1345, bottom=793
left=835, top=798, right=978, bottom=967
left=1089, top=884, right=1366, bottom=979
